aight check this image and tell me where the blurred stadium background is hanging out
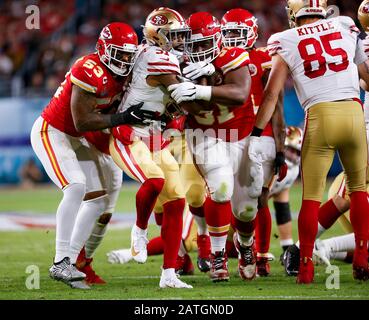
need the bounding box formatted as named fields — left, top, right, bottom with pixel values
left=0, top=0, right=363, bottom=185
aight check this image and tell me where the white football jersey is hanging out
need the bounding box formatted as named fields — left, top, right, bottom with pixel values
left=118, top=44, right=181, bottom=137
left=268, top=16, right=367, bottom=110
left=270, top=160, right=299, bottom=196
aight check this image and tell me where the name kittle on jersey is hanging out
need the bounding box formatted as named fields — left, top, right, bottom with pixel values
left=296, top=20, right=334, bottom=36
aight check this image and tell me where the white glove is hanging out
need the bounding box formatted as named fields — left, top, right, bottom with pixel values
left=168, top=82, right=212, bottom=104
left=182, top=61, right=215, bottom=80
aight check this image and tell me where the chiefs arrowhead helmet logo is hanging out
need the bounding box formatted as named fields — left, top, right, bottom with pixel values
left=100, top=26, right=112, bottom=40
left=363, top=4, right=369, bottom=14
left=150, top=14, right=168, bottom=26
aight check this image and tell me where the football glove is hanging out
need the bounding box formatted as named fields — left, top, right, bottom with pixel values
left=168, top=82, right=212, bottom=104
left=182, top=61, right=216, bottom=80
left=274, top=151, right=288, bottom=182
left=110, top=102, right=157, bottom=126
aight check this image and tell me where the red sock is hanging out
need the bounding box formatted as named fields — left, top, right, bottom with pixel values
left=204, top=198, right=232, bottom=252
left=225, top=239, right=238, bottom=258
left=161, top=198, right=185, bottom=269
left=232, top=214, right=256, bottom=237
left=298, top=200, right=320, bottom=259
left=147, top=236, right=164, bottom=255
left=255, top=206, right=272, bottom=254
left=189, top=205, right=205, bottom=217
left=135, top=178, right=164, bottom=230
left=318, top=199, right=343, bottom=229
left=154, top=212, right=163, bottom=226
left=349, top=191, right=369, bottom=264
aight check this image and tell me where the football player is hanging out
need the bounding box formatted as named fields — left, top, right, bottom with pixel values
left=30, top=22, right=156, bottom=287
left=220, top=8, right=287, bottom=277
left=169, top=12, right=285, bottom=282
left=109, top=7, right=199, bottom=289
left=249, top=0, right=369, bottom=283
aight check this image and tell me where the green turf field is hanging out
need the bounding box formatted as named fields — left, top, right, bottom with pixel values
left=0, top=182, right=368, bottom=300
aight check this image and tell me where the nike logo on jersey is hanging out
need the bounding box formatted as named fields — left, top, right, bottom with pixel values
left=230, top=52, right=236, bottom=57
left=84, top=70, right=93, bottom=78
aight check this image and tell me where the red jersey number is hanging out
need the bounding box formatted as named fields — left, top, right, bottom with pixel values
left=298, top=32, right=349, bottom=79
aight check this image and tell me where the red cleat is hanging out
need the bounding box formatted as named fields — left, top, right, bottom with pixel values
left=353, top=242, right=369, bottom=281
left=209, top=250, right=229, bottom=282
left=256, top=256, right=271, bottom=277
left=233, top=234, right=257, bottom=281
left=296, top=257, right=314, bottom=284
left=76, top=248, right=106, bottom=285
left=197, top=234, right=211, bottom=272
left=176, top=254, right=195, bottom=275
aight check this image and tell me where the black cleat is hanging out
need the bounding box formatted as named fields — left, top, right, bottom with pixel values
left=197, top=257, right=211, bottom=273
left=283, top=244, right=300, bottom=276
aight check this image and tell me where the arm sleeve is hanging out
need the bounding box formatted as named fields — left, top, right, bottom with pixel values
left=145, top=50, right=181, bottom=76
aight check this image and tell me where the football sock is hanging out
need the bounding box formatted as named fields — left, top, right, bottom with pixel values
left=280, top=239, right=294, bottom=251
left=298, top=200, right=320, bottom=260
left=136, top=178, right=165, bottom=230
left=190, top=205, right=208, bottom=236
left=54, top=183, right=85, bottom=263
left=204, top=198, right=232, bottom=253
left=350, top=191, right=369, bottom=265
left=147, top=236, right=164, bottom=256
left=154, top=212, right=163, bottom=226
left=69, top=195, right=107, bottom=264
left=255, top=206, right=272, bottom=254
left=162, top=198, right=185, bottom=269
left=232, top=214, right=256, bottom=248
left=318, top=199, right=343, bottom=230
left=85, top=220, right=108, bottom=259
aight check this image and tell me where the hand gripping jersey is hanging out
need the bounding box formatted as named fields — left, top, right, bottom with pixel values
left=42, top=53, right=125, bottom=137
left=117, top=44, right=181, bottom=138
left=267, top=16, right=367, bottom=110
left=186, top=46, right=251, bottom=141
left=270, top=160, right=299, bottom=196
left=247, top=47, right=274, bottom=137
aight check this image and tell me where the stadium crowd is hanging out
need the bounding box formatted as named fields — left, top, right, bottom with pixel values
left=0, top=0, right=363, bottom=96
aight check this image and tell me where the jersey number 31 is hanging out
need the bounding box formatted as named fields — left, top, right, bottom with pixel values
left=298, top=31, right=349, bottom=79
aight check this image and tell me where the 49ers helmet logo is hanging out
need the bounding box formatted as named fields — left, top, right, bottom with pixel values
left=100, top=26, right=112, bottom=40
left=363, top=4, right=369, bottom=13
left=150, top=14, right=168, bottom=26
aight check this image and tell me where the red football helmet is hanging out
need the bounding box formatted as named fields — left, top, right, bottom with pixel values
left=96, top=22, right=138, bottom=76
left=221, top=8, right=258, bottom=49
left=185, top=12, right=222, bottom=63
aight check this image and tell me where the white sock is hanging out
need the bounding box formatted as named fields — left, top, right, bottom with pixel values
left=178, top=240, right=186, bottom=257
left=162, top=268, right=176, bottom=277
left=85, top=221, right=108, bottom=259
left=54, top=183, right=85, bottom=263
left=69, top=195, right=107, bottom=264
left=316, top=222, right=326, bottom=239
left=193, top=215, right=209, bottom=236
left=322, top=233, right=355, bottom=252
left=280, top=238, right=294, bottom=248
left=238, top=233, right=253, bottom=248
left=210, top=235, right=228, bottom=253
left=330, top=251, right=348, bottom=261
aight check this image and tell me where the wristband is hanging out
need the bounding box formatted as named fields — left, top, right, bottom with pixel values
left=250, top=126, right=263, bottom=137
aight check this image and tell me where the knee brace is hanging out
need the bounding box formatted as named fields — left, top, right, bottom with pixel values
left=274, top=201, right=291, bottom=225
